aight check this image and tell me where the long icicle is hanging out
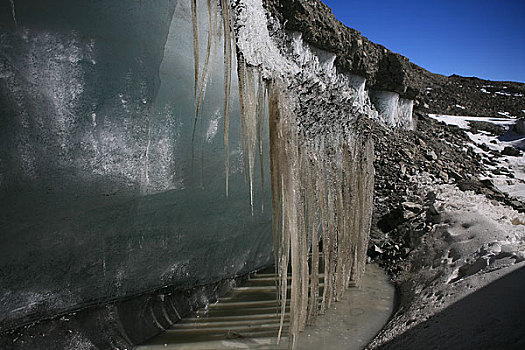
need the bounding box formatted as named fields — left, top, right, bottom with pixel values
left=190, top=0, right=200, bottom=177
left=9, top=0, right=17, bottom=25
left=191, top=0, right=199, bottom=135
left=269, top=81, right=282, bottom=287
left=244, top=66, right=257, bottom=215
left=269, top=82, right=287, bottom=344
left=237, top=53, right=249, bottom=183
left=298, top=146, right=309, bottom=332
left=221, top=0, right=232, bottom=196
left=281, top=98, right=300, bottom=347
left=256, top=75, right=266, bottom=212
left=335, top=143, right=345, bottom=300
left=307, top=151, right=320, bottom=325
left=319, top=153, right=330, bottom=314
left=194, top=0, right=215, bottom=139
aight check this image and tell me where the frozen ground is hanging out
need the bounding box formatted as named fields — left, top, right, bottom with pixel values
left=429, top=114, right=525, bottom=201
left=369, top=174, right=525, bottom=349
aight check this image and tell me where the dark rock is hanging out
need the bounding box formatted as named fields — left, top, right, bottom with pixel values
left=377, top=208, right=405, bottom=233
left=447, top=170, right=463, bottom=181
left=502, top=146, right=521, bottom=157
left=424, top=150, right=438, bottom=161
left=480, top=179, right=496, bottom=190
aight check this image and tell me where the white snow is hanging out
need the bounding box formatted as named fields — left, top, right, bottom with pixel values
left=429, top=114, right=525, bottom=202
left=428, top=114, right=516, bottom=129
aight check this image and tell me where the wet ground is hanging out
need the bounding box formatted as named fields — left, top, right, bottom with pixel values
left=137, top=263, right=395, bottom=349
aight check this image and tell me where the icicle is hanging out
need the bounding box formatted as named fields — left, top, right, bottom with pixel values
left=335, top=140, right=345, bottom=301
left=237, top=53, right=249, bottom=184
left=191, top=0, right=199, bottom=140
left=341, top=142, right=354, bottom=289
left=268, top=81, right=282, bottom=278
left=236, top=55, right=258, bottom=214
left=318, top=147, right=330, bottom=314
left=194, top=0, right=215, bottom=131
left=268, top=81, right=288, bottom=344
left=246, top=68, right=257, bottom=215
left=297, top=147, right=309, bottom=331
left=221, top=0, right=232, bottom=197
left=256, top=75, right=266, bottom=212
left=9, top=0, right=17, bottom=25
left=306, top=152, right=320, bottom=325
left=326, top=183, right=337, bottom=308
left=279, top=93, right=301, bottom=347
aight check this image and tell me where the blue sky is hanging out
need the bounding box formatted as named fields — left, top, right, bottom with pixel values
left=322, top=0, right=525, bottom=83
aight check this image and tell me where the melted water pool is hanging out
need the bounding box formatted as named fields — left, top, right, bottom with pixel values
left=137, top=263, right=394, bottom=350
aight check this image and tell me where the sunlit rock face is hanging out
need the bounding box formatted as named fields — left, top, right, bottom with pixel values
left=0, top=0, right=272, bottom=330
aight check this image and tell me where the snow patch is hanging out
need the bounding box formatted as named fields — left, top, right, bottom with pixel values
left=429, top=114, right=525, bottom=201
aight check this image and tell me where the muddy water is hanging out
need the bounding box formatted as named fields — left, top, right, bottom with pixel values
left=294, top=264, right=395, bottom=349
left=137, top=264, right=394, bottom=349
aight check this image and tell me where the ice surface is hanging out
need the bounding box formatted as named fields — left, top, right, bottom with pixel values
left=0, top=0, right=273, bottom=329
left=397, top=98, right=415, bottom=129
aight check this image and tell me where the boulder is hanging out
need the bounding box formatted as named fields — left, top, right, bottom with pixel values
left=502, top=146, right=521, bottom=157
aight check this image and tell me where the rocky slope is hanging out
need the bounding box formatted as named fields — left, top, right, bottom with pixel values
left=368, top=111, right=525, bottom=272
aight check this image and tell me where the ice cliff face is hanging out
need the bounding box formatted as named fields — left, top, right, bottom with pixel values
left=0, top=0, right=274, bottom=331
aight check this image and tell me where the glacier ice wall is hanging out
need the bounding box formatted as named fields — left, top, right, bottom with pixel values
left=0, top=0, right=393, bottom=340
left=0, top=0, right=272, bottom=330
left=370, top=90, right=415, bottom=130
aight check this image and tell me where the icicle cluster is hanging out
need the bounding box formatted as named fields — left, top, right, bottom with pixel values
left=237, top=54, right=267, bottom=213
left=268, top=81, right=375, bottom=346
left=190, top=0, right=241, bottom=198
left=191, top=0, right=376, bottom=347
